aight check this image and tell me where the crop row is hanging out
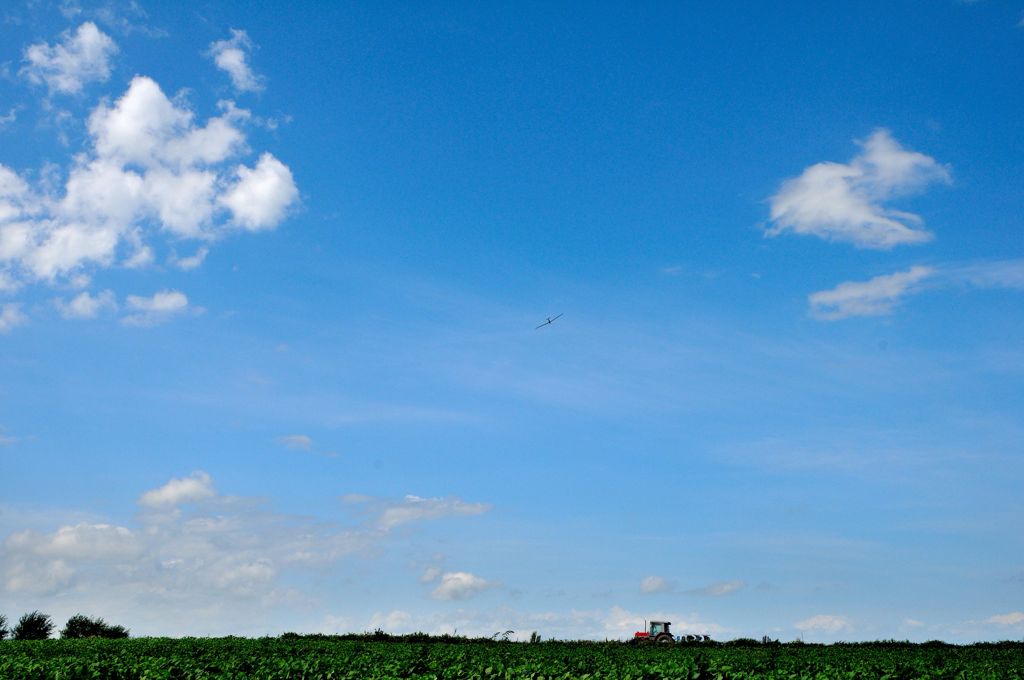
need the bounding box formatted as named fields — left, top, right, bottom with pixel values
left=2, top=638, right=1023, bottom=679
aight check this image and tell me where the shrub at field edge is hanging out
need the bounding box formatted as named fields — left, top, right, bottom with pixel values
left=13, top=611, right=54, bottom=640
left=60, top=613, right=130, bottom=639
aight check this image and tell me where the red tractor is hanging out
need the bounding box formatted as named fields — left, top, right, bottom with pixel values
left=633, top=620, right=674, bottom=643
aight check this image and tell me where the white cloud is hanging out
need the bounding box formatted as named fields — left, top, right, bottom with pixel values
left=373, top=495, right=492, bottom=531
left=420, top=566, right=442, bottom=583
left=949, top=259, right=1024, bottom=290
left=368, top=610, right=413, bottom=631
left=22, top=22, right=117, bottom=95
left=0, top=108, right=16, bottom=129
left=0, top=74, right=298, bottom=300
left=0, top=273, right=20, bottom=293
left=639, top=575, right=671, bottom=593
left=809, top=259, right=1024, bottom=321
left=0, top=303, right=27, bottom=333
left=768, top=129, right=950, bottom=249
left=430, top=571, right=492, bottom=601
left=601, top=605, right=730, bottom=639
left=54, top=288, right=117, bottom=319
left=0, top=300, right=27, bottom=331
left=809, top=266, right=934, bottom=320
left=277, top=434, right=313, bottom=450
left=986, top=611, right=1024, bottom=626
left=795, top=614, right=851, bottom=634
left=121, top=289, right=188, bottom=326
left=137, top=471, right=215, bottom=508
left=0, top=426, right=18, bottom=446
left=1, top=473, right=490, bottom=635
left=325, top=605, right=727, bottom=641
left=220, top=153, right=299, bottom=230
left=173, top=246, right=208, bottom=271
left=688, top=580, right=745, bottom=597
left=208, top=29, right=263, bottom=93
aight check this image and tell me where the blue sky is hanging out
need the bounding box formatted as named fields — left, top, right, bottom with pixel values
left=1, top=0, right=1022, bottom=642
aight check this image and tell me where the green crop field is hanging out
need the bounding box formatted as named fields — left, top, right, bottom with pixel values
left=2, top=637, right=1023, bottom=679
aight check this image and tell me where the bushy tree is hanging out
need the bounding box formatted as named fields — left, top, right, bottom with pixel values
left=61, top=614, right=129, bottom=639
left=0, top=613, right=8, bottom=640
left=13, top=611, right=54, bottom=640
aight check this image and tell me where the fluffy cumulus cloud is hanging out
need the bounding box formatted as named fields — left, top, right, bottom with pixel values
left=137, top=471, right=216, bottom=508
left=0, top=59, right=299, bottom=324
left=219, top=153, right=299, bottom=230
left=22, top=22, right=117, bottom=95
left=120, top=289, right=189, bottom=326
left=0, top=472, right=491, bottom=635
left=173, top=246, right=208, bottom=271
left=430, top=571, right=492, bottom=601
left=54, top=289, right=117, bottom=319
left=809, top=266, right=934, bottom=320
left=795, top=614, right=851, bottom=634
left=208, top=29, right=263, bottom=93
left=0, top=303, right=26, bottom=333
left=768, top=129, right=950, bottom=249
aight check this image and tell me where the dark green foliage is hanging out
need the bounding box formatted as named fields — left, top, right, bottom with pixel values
left=0, top=637, right=1023, bottom=678
left=0, top=613, right=8, bottom=640
left=60, top=614, right=129, bottom=639
left=12, top=611, right=54, bottom=640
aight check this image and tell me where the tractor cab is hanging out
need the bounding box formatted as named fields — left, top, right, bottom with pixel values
left=633, top=620, right=673, bottom=643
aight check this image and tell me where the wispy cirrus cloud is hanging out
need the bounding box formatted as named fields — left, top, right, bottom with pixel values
left=639, top=575, right=744, bottom=596
left=687, top=580, right=745, bottom=597
left=947, top=259, right=1024, bottom=290
left=342, top=493, right=491, bottom=531
left=640, top=575, right=671, bottom=593
left=809, top=259, right=1024, bottom=320
left=768, top=129, right=950, bottom=249
left=986, top=611, right=1024, bottom=626
left=0, top=108, right=16, bottom=129
left=277, top=434, right=313, bottom=450
left=809, top=266, right=934, bottom=320
left=0, top=425, right=19, bottom=446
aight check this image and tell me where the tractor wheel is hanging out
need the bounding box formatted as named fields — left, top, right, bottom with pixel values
left=656, top=633, right=673, bottom=644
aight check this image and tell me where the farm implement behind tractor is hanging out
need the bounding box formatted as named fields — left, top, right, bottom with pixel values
left=632, top=621, right=714, bottom=644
